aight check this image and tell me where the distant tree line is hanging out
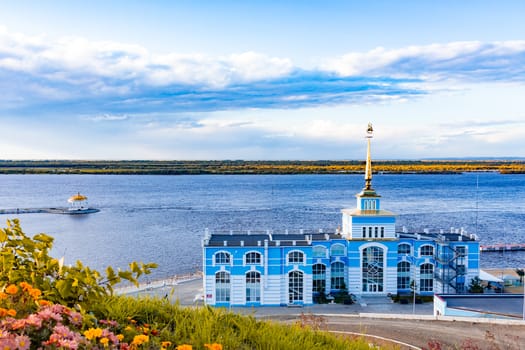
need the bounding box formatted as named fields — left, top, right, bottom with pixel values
left=0, top=159, right=524, bottom=174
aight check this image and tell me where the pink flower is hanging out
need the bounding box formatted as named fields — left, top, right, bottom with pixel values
left=0, top=337, right=16, bottom=350
left=101, top=328, right=120, bottom=344
left=67, top=311, right=83, bottom=327
left=37, top=307, right=62, bottom=322
left=15, top=335, right=31, bottom=350
left=6, top=318, right=27, bottom=330
left=25, top=314, right=43, bottom=328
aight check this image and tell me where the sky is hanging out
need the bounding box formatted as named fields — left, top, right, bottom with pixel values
left=1, top=0, right=525, bottom=160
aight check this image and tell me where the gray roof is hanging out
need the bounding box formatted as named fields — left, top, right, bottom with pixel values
left=204, top=228, right=477, bottom=247
left=437, top=294, right=524, bottom=319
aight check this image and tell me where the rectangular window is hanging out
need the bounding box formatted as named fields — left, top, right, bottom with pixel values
left=215, top=252, right=231, bottom=264
left=397, top=276, right=410, bottom=289
left=288, top=251, right=304, bottom=264
left=380, top=227, right=384, bottom=237
left=374, top=227, right=378, bottom=238
left=362, top=227, right=366, bottom=238
left=246, top=252, right=261, bottom=264
left=368, top=227, right=372, bottom=238
left=456, top=246, right=466, bottom=257
left=420, top=278, right=433, bottom=292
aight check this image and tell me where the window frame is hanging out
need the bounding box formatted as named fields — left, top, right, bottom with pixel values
left=245, top=251, right=261, bottom=265
left=215, top=251, right=231, bottom=265
left=288, top=251, right=304, bottom=264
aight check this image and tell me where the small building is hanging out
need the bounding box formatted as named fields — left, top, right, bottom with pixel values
left=202, top=124, right=480, bottom=307
left=434, top=294, right=524, bottom=319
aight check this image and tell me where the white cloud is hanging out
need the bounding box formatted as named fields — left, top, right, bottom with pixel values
left=0, top=27, right=292, bottom=90
left=324, top=41, right=525, bottom=81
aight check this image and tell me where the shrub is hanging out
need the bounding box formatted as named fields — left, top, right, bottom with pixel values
left=0, top=219, right=157, bottom=311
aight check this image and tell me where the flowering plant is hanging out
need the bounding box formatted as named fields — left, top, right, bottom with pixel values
left=1, top=283, right=223, bottom=349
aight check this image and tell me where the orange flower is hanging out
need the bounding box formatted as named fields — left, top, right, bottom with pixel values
left=205, top=344, right=223, bottom=350
left=38, top=300, right=52, bottom=306
left=176, top=345, right=192, bottom=350
left=5, top=284, right=18, bottom=295
left=19, top=282, right=32, bottom=291
left=161, top=341, right=172, bottom=349
left=6, top=309, right=16, bottom=317
left=0, top=308, right=8, bottom=317
left=0, top=292, right=8, bottom=300
left=29, top=288, right=42, bottom=299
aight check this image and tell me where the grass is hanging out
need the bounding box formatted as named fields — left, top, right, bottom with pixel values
left=93, top=295, right=376, bottom=349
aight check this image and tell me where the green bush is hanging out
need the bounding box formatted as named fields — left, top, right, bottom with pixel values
left=0, top=219, right=157, bottom=311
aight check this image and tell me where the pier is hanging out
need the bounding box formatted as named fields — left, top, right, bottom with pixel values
left=480, top=243, right=525, bottom=252
left=0, top=207, right=100, bottom=215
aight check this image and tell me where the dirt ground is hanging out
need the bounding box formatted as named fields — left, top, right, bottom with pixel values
left=268, top=314, right=525, bottom=349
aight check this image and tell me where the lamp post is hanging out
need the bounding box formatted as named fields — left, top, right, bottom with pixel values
left=411, top=279, right=416, bottom=314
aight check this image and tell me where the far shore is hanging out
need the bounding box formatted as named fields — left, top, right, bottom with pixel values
left=1, top=159, right=525, bottom=175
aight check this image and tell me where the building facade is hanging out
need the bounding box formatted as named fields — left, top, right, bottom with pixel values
left=202, top=125, right=480, bottom=307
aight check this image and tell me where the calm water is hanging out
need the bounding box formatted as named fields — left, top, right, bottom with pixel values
left=1, top=173, right=524, bottom=280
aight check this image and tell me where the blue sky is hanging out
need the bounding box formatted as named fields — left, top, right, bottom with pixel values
left=1, top=1, right=525, bottom=160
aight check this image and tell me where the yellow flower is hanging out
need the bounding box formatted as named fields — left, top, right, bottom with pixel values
left=131, top=334, right=149, bottom=346
left=176, top=345, right=192, bottom=350
left=100, top=337, right=109, bottom=346
left=5, top=285, right=18, bottom=295
left=84, top=328, right=103, bottom=340
left=117, top=334, right=124, bottom=341
left=205, top=344, right=222, bottom=350
left=6, top=309, right=16, bottom=317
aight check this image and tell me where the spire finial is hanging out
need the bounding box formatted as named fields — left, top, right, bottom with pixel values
left=364, top=123, right=373, bottom=190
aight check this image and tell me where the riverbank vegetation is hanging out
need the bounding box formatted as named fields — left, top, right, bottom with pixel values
left=0, top=220, right=375, bottom=349
left=1, top=159, right=525, bottom=174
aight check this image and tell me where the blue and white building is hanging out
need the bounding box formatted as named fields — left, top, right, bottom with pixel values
left=202, top=124, right=480, bottom=307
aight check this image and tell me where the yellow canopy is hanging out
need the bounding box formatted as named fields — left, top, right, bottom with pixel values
left=68, top=193, right=88, bottom=203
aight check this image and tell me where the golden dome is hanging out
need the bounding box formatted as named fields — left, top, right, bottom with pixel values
left=68, top=192, right=88, bottom=202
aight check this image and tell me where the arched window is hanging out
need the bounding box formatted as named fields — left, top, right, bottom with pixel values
left=420, top=263, right=434, bottom=292
left=313, top=245, right=327, bottom=258
left=288, top=271, right=303, bottom=304
left=215, top=271, right=230, bottom=302
left=362, top=246, right=384, bottom=292
left=420, top=245, right=434, bottom=257
left=398, top=243, right=411, bottom=255
left=330, top=243, right=345, bottom=256
left=215, top=252, right=231, bottom=264
left=245, top=252, right=261, bottom=265
left=246, top=271, right=261, bottom=302
left=331, top=261, right=345, bottom=290
left=312, top=263, right=326, bottom=294
left=288, top=251, right=304, bottom=264
left=397, top=261, right=411, bottom=289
